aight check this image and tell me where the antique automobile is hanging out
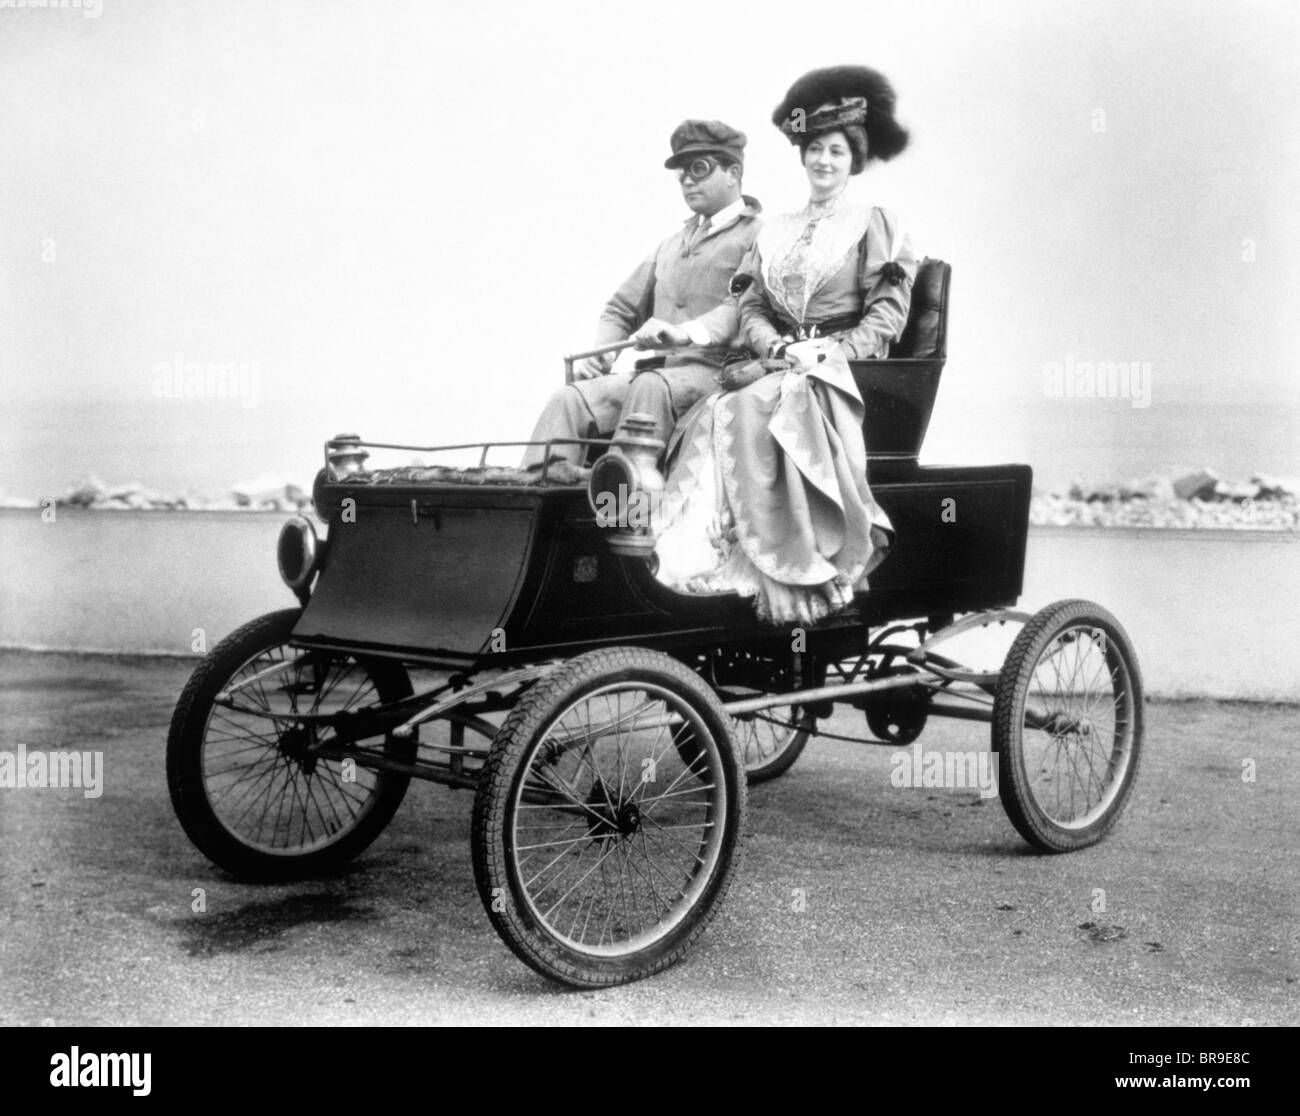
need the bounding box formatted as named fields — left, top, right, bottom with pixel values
left=166, top=260, right=1144, bottom=988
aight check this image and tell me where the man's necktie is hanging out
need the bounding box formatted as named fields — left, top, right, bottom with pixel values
left=688, top=217, right=711, bottom=253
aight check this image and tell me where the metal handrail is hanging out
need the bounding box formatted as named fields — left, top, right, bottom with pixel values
left=562, top=339, right=638, bottom=384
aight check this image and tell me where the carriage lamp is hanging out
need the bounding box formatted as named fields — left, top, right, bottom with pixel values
left=277, top=515, right=322, bottom=599
left=587, top=412, right=665, bottom=559
left=310, top=467, right=333, bottom=521
left=326, top=432, right=369, bottom=480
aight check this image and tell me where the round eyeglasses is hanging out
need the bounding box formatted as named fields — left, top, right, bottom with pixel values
left=676, top=157, right=721, bottom=183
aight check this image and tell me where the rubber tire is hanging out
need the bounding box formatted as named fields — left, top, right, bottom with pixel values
left=472, top=646, right=746, bottom=988
left=167, top=609, right=415, bottom=881
left=737, top=706, right=812, bottom=783
left=994, top=599, right=1144, bottom=853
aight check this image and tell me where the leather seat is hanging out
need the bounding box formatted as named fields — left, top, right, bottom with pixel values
left=889, top=257, right=950, bottom=361
left=582, top=259, right=952, bottom=469
left=852, top=257, right=951, bottom=470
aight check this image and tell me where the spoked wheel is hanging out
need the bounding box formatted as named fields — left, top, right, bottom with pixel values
left=734, top=704, right=813, bottom=783
left=167, top=609, right=416, bottom=880
left=472, top=647, right=746, bottom=988
left=994, top=599, right=1144, bottom=852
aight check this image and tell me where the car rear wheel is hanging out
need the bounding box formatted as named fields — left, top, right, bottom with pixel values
left=734, top=704, right=813, bottom=783
left=994, top=600, right=1144, bottom=852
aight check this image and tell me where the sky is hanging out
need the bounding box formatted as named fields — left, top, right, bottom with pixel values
left=0, top=0, right=1297, bottom=493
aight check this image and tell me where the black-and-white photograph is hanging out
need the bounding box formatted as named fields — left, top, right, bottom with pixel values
left=1, top=0, right=1294, bottom=1063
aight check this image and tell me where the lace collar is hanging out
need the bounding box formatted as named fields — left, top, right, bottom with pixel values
left=757, top=192, right=876, bottom=324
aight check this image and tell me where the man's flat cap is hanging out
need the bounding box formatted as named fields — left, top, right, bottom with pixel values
left=664, top=119, right=746, bottom=168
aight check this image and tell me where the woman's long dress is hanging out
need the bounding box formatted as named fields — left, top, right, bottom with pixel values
left=653, top=195, right=917, bottom=625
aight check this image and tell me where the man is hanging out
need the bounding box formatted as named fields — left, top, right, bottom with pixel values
left=522, top=119, right=762, bottom=467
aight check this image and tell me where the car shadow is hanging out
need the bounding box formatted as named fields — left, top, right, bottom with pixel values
left=177, top=892, right=377, bottom=957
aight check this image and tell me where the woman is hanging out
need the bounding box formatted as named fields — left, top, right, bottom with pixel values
left=652, top=66, right=918, bottom=625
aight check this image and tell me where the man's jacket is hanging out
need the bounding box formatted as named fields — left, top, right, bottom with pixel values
left=593, top=195, right=763, bottom=370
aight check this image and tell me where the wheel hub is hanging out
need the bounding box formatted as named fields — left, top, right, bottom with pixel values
left=278, top=724, right=319, bottom=775
left=584, top=782, right=642, bottom=840
left=1043, top=710, right=1086, bottom=739
left=615, top=802, right=642, bottom=837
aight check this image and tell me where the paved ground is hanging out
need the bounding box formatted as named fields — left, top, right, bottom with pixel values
left=0, top=651, right=1294, bottom=1026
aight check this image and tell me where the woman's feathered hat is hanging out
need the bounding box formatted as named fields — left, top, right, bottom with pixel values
left=771, top=65, right=909, bottom=166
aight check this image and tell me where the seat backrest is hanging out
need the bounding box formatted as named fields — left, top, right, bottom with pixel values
left=851, top=258, right=952, bottom=476
left=888, top=257, right=950, bottom=360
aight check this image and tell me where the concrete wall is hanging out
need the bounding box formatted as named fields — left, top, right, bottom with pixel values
left=1022, top=527, right=1297, bottom=701
left=1, top=509, right=290, bottom=660
left=2, top=509, right=1296, bottom=701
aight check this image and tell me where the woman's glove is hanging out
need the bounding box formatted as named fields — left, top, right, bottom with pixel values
left=784, top=337, right=835, bottom=369
left=717, top=357, right=789, bottom=391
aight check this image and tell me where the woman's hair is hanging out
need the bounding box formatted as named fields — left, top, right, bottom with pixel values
left=798, top=124, right=869, bottom=175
